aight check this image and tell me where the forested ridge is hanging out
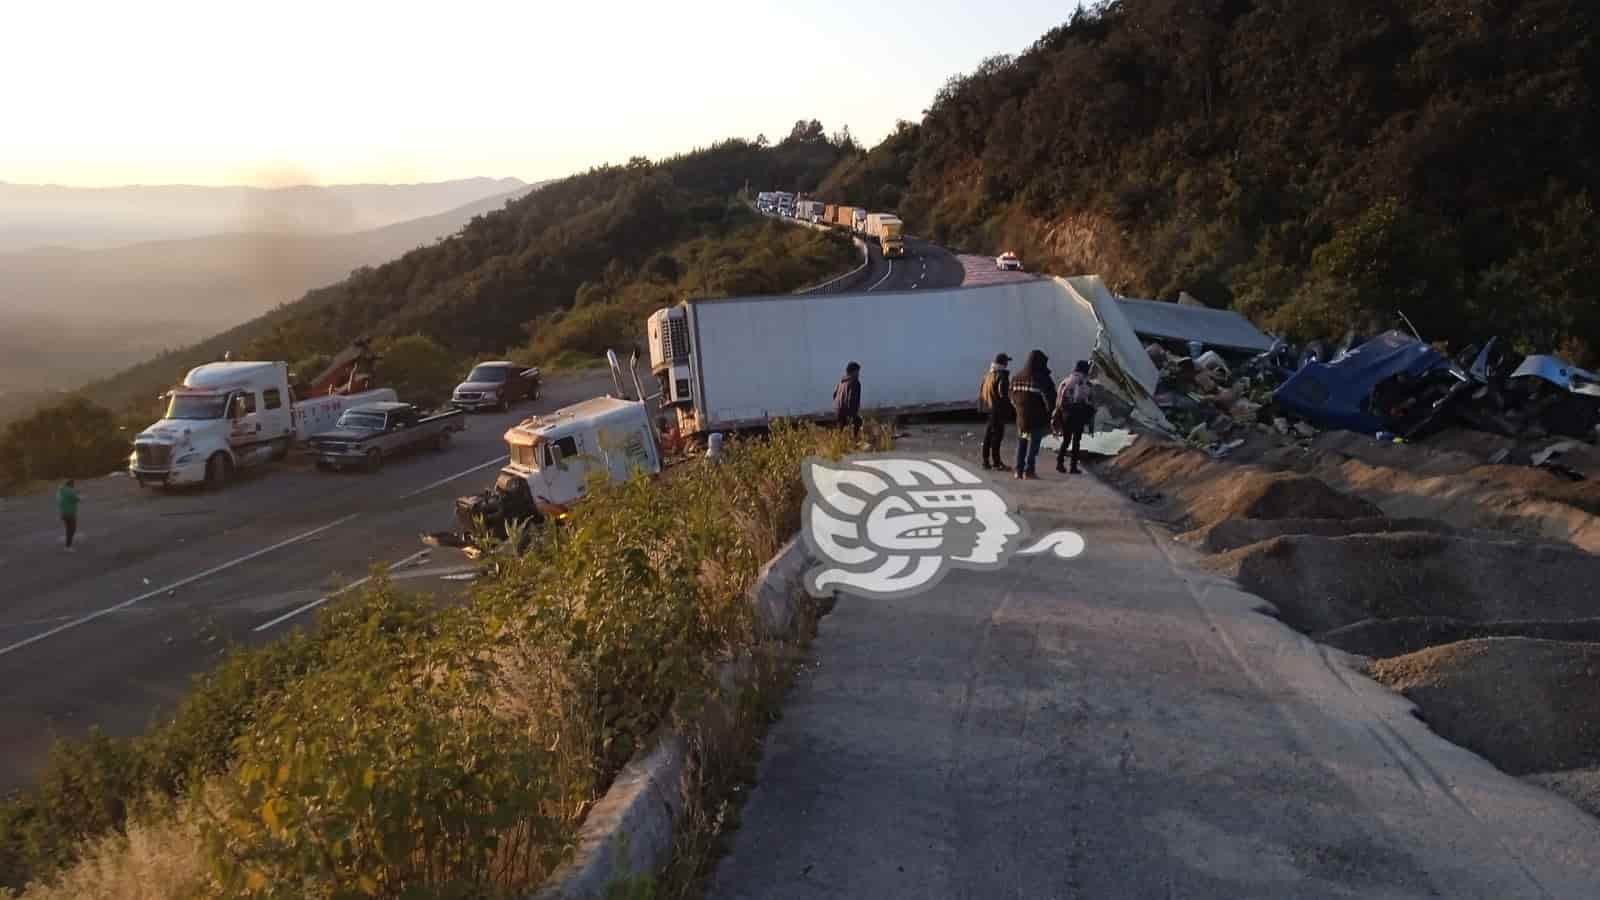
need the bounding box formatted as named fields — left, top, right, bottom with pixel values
left=820, top=0, right=1599, bottom=362
left=5, top=134, right=855, bottom=490
left=84, top=133, right=853, bottom=413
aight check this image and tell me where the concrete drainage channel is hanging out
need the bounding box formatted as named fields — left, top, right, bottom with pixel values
left=530, top=538, right=814, bottom=899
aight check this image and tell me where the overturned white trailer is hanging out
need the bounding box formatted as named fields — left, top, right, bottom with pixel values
left=647, top=276, right=1169, bottom=435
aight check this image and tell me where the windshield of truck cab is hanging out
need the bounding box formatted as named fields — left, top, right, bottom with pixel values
left=467, top=365, right=510, bottom=383
left=338, top=411, right=388, bottom=431
left=164, top=393, right=230, bottom=420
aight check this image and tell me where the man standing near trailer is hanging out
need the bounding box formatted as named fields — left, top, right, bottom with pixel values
left=833, top=361, right=862, bottom=438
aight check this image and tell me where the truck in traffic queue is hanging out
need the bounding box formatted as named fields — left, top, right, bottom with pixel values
left=774, top=192, right=795, bottom=216
left=865, top=213, right=906, bottom=258
left=647, top=275, right=1166, bottom=436
left=130, top=357, right=397, bottom=488
left=795, top=200, right=824, bottom=224
left=830, top=205, right=858, bottom=230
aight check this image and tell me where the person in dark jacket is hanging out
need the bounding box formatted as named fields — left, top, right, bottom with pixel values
left=833, top=361, right=862, bottom=438
left=1055, top=359, right=1095, bottom=474
left=1008, top=350, right=1055, bottom=479
left=978, top=353, right=1013, bottom=471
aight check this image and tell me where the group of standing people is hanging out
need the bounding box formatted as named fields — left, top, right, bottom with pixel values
left=831, top=353, right=1094, bottom=480
left=979, top=350, right=1096, bottom=479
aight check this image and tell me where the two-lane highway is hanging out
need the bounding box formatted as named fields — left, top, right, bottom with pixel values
left=807, top=234, right=966, bottom=295
left=0, top=370, right=612, bottom=792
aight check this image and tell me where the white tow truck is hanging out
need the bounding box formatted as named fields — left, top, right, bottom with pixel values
left=130, top=356, right=396, bottom=488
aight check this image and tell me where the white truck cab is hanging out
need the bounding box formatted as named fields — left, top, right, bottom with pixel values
left=502, top=395, right=661, bottom=512
left=131, top=361, right=396, bottom=487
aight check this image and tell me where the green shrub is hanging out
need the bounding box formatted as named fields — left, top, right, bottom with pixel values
left=5, top=422, right=889, bottom=897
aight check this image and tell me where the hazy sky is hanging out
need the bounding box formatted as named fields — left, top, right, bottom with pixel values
left=2, top=0, right=1080, bottom=188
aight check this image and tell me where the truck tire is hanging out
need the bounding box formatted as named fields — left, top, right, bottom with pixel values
left=270, top=438, right=290, bottom=461
left=366, top=448, right=383, bottom=472
left=433, top=431, right=452, bottom=451
left=206, top=453, right=232, bottom=488
left=497, top=396, right=509, bottom=413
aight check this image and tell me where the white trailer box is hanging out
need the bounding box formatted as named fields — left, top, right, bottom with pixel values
left=649, top=275, right=1167, bottom=435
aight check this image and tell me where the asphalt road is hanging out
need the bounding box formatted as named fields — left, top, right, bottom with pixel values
left=0, top=370, right=614, bottom=792
left=709, top=426, right=1600, bottom=898
left=806, top=234, right=966, bottom=295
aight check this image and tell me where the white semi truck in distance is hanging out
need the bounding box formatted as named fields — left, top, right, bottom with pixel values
left=647, top=276, right=1168, bottom=436
left=130, top=359, right=396, bottom=488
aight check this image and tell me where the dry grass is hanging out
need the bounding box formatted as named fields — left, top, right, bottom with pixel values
left=15, top=803, right=210, bottom=900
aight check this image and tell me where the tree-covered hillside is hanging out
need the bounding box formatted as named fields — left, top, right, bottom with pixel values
left=822, top=0, right=1599, bottom=361
left=87, top=134, right=853, bottom=411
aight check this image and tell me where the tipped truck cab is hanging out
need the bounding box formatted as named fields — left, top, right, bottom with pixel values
left=501, top=395, right=661, bottom=513
left=130, top=361, right=397, bottom=488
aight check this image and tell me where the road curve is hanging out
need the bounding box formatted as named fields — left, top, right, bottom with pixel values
left=807, top=233, right=965, bottom=295
left=0, top=370, right=613, bottom=792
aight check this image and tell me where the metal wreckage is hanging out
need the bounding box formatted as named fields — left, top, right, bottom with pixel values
left=1132, top=307, right=1600, bottom=476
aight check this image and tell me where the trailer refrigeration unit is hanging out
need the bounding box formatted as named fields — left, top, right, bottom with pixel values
left=647, top=276, right=1170, bottom=436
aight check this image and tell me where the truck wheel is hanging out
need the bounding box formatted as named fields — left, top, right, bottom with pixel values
left=434, top=431, right=452, bottom=452
left=270, top=438, right=290, bottom=461
left=497, top=397, right=509, bottom=413
left=366, top=449, right=383, bottom=472
left=315, top=460, right=332, bottom=471
left=206, top=453, right=231, bottom=488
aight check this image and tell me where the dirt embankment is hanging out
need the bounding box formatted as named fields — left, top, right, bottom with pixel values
left=1204, top=532, right=1600, bottom=635
left=1105, top=434, right=1600, bottom=813
left=1370, top=639, right=1600, bottom=775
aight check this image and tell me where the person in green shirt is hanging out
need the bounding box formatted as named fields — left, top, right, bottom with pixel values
left=56, top=479, right=80, bottom=550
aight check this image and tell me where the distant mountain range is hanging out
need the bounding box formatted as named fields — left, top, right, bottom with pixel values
left=0, top=176, right=526, bottom=252
left=0, top=179, right=541, bottom=420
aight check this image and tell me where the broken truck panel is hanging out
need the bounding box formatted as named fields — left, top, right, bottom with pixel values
left=1511, top=355, right=1600, bottom=398
left=1273, top=331, right=1448, bottom=433
left=1116, top=297, right=1277, bottom=355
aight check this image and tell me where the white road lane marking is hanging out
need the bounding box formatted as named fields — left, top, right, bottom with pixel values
left=0, top=513, right=359, bottom=658
left=399, top=455, right=509, bottom=500
left=253, top=548, right=431, bottom=632
left=868, top=260, right=895, bottom=292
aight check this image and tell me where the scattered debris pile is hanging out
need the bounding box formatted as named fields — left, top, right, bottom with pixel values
left=1141, top=328, right=1600, bottom=477
left=1105, top=435, right=1600, bottom=819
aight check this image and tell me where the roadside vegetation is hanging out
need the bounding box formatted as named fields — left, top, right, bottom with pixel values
left=0, top=422, right=888, bottom=898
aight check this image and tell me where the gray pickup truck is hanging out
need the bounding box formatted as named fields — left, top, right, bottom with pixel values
left=308, top=402, right=466, bottom=472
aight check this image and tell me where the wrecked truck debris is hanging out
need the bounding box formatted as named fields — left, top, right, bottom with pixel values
left=1273, top=331, right=1449, bottom=435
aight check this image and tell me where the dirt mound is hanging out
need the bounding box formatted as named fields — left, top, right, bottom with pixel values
left=1369, top=638, right=1600, bottom=774
left=1180, top=516, right=1452, bottom=553
left=1525, top=767, right=1600, bottom=819
left=1203, top=532, right=1600, bottom=634
left=1109, top=439, right=1378, bottom=528
left=1210, top=471, right=1382, bottom=524
left=1112, top=435, right=1600, bottom=551
left=1320, top=616, right=1600, bottom=659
